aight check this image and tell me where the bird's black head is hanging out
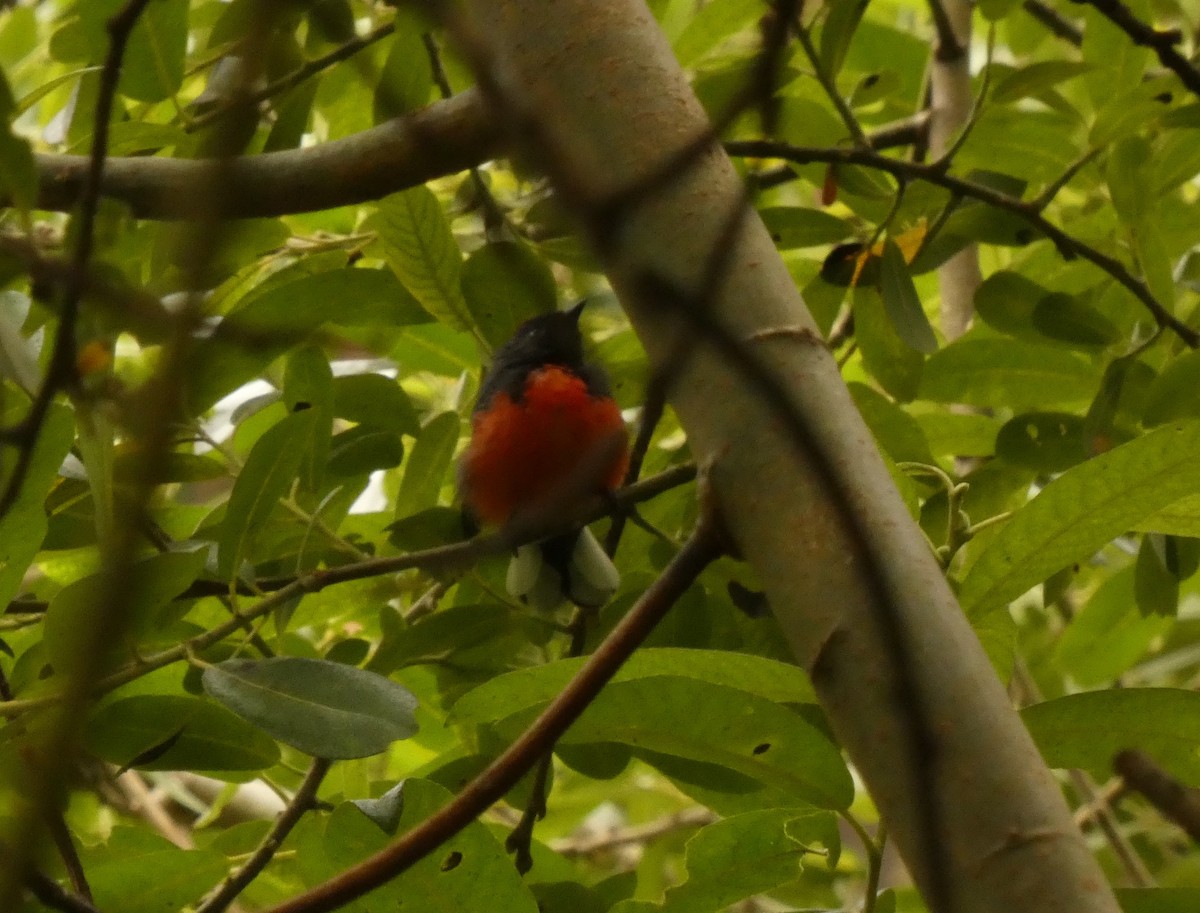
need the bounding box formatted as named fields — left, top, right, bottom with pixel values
left=496, top=299, right=587, bottom=372
left=476, top=300, right=608, bottom=412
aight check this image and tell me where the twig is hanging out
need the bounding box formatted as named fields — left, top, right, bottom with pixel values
left=549, top=807, right=716, bottom=857
left=23, top=871, right=101, bottom=913
left=188, top=21, right=397, bottom=132
left=1115, top=749, right=1200, bottom=844
left=44, top=811, right=92, bottom=902
left=1077, top=0, right=1200, bottom=101
left=113, top=770, right=194, bottom=850
left=196, top=758, right=332, bottom=913
left=792, top=21, right=870, bottom=147
left=1022, top=0, right=1083, bottom=46
left=723, top=139, right=1200, bottom=348
left=1029, top=146, right=1103, bottom=212
left=259, top=518, right=724, bottom=913
left=0, top=464, right=696, bottom=720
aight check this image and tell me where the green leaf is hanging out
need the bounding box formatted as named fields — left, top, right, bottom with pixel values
left=854, top=287, right=924, bottom=402
left=995, top=412, right=1088, bottom=472
left=848, top=382, right=934, bottom=465
left=217, top=408, right=318, bottom=578
left=44, top=546, right=209, bottom=672
left=919, top=338, right=1097, bottom=410
left=878, top=240, right=937, bottom=354
left=1054, top=566, right=1171, bottom=686
left=1144, top=351, right=1200, bottom=425
left=461, top=242, right=557, bottom=349
left=659, top=808, right=832, bottom=913
left=374, top=24, right=434, bottom=121
left=80, top=0, right=188, bottom=103
left=395, top=411, right=460, bottom=519
left=0, top=404, right=75, bottom=608
left=450, top=648, right=815, bottom=726
left=493, top=677, right=851, bottom=809
left=332, top=372, right=420, bottom=436
left=187, top=267, right=427, bottom=414
left=0, top=130, right=35, bottom=213
left=84, top=694, right=280, bottom=772
left=1108, top=136, right=1154, bottom=226
left=974, top=270, right=1045, bottom=340
left=1133, top=221, right=1176, bottom=311
left=377, top=187, right=474, bottom=335
left=673, top=0, right=760, bottom=68
left=85, top=829, right=229, bottom=913
left=202, top=656, right=419, bottom=759
left=960, top=422, right=1200, bottom=614
left=758, top=208, right=853, bottom=250
left=991, top=60, right=1092, bottom=104
left=1030, top=293, right=1120, bottom=349
left=1134, top=532, right=1176, bottom=617
left=283, top=346, right=334, bottom=494
left=1154, top=129, right=1200, bottom=195
left=819, top=0, right=869, bottom=77
left=1022, top=689, right=1200, bottom=784
left=327, top=426, right=404, bottom=477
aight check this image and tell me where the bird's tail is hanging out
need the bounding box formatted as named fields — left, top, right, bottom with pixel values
left=506, top=527, right=620, bottom=611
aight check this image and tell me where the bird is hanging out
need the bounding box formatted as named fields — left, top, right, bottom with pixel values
left=460, top=300, right=629, bottom=611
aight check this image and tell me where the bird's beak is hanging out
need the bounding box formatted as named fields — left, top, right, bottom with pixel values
left=567, top=299, right=588, bottom=321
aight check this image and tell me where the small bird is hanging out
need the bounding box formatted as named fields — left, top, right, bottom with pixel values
left=461, top=301, right=629, bottom=611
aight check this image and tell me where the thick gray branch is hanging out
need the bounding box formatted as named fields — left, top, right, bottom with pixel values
left=28, top=90, right=502, bottom=220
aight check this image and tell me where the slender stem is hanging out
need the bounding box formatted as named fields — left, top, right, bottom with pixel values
left=195, top=758, right=333, bottom=913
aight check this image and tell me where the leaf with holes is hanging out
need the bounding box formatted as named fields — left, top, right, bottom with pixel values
left=202, top=657, right=418, bottom=759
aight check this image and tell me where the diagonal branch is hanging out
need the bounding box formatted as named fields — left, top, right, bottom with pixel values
left=258, top=518, right=724, bottom=913
left=1078, top=0, right=1200, bottom=101
left=723, top=139, right=1200, bottom=348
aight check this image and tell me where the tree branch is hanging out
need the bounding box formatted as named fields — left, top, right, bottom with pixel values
left=196, top=758, right=332, bottom=913
left=259, top=518, right=724, bottom=913
left=26, top=89, right=503, bottom=220
left=1115, top=749, right=1200, bottom=844
left=723, top=139, right=1200, bottom=348
left=1078, top=0, right=1200, bottom=101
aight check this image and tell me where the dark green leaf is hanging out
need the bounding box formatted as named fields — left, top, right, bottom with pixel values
left=1135, top=534, right=1179, bottom=617
left=327, top=426, right=404, bottom=477
left=1031, top=293, right=1120, bottom=349
left=374, top=25, right=434, bottom=122
left=202, top=656, right=419, bottom=759
left=1117, top=888, right=1200, bottom=913
left=878, top=240, right=937, bottom=354
left=1143, top=350, right=1200, bottom=425
left=995, top=412, right=1089, bottom=472
left=461, top=242, right=557, bottom=349
left=85, top=829, right=229, bottom=913
left=217, top=409, right=318, bottom=578
left=758, top=207, right=853, bottom=250
left=80, top=0, right=188, bottom=102
left=991, top=60, right=1092, bottom=104
left=84, top=694, right=280, bottom=772
left=854, top=287, right=924, bottom=402
left=284, top=346, right=334, bottom=493
left=819, top=0, right=869, bottom=76
left=673, top=0, right=759, bottom=68
left=395, top=411, right=460, bottom=518
left=332, top=372, right=420, bottom=435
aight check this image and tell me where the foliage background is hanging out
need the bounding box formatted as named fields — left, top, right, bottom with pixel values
left=2, top=0, right=1200, bottom=911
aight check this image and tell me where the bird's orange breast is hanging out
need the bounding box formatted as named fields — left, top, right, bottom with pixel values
left=462, top=366, right=628, bottom=527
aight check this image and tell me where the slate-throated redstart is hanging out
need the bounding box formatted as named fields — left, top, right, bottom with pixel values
left=461, top=300, right=629, bottom=610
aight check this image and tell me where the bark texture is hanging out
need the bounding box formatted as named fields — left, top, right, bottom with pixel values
left=455, top=3, right=1118, bottom=912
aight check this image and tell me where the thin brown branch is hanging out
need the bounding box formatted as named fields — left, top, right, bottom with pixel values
left=793, top=21, right=869, bottom=147
left=926, top=0, right=966, bottom=61
left=1078, top=0, right=1200, bottom=101
left=259, top=519, right=724, bottom=913
left=26, top=89, right=502, bottom=220
left=1023, top=0, right=1083, bottom=46
left=23, top=871, right=101, bottom=913
left=723, top=139, right=1200, bottom=348
left=44, top=811, right=91, bottom=902
left=549, top=807, right=717, bottom=858
left=196, top=758, right=332, bottom=913
left=1115, top=749, right=1200, bottom=844
left=0, top=463, right=696, bottom=720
